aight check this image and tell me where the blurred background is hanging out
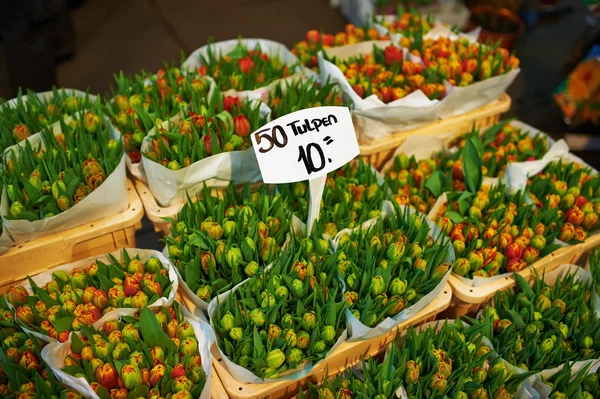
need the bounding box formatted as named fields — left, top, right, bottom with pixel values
left=0, top=0, right=598, bottom=136
left=0, top=0, right=599, bottom=249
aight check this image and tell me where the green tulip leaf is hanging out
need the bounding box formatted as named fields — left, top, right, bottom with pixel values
left=462, top=138, right=483, bottom=193
left=139, top=307, right=177, bottom=354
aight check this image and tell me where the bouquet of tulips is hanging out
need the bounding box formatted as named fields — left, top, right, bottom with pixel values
left=325, top=43, right=447, bottom=103
left=385, top=151, right=446, bottom=214
left=278, top=158, right=388, bottom=239
left=7, top=249, right=176, bottom=343
left=375, top=8, right=434, bottom=37
left=336, top=203, right=452, bottom=338
left=196, top=41, right=294, bottom=92
left=142, top=90, right=265, bottom=170
left=0, top=88, right=95, bottom=154
left=292, top=25, right=390, bottom=71
left=473, top=269, right=600, bottom=372
left=535, top=361, right=600, bottom=399
left=526, top=159, right=599, bottom=243
left=267, top=78, right=344, bottom=119
left=107, top=64, right=212, bottom=164
left=209, top=232, right=346, bottom=382
left=433, top=139, right=562, bottom=279
left=400, top=34, right=520, bottom=88
left=45, top=304, right=209, bottom=399
left=446, top=121, right=552, bottom=184
left=300, top=344, right=403, bottom=399
left=0, top=295, right=87, bottom=398
left=164, top=185, right=291, bottom=308
left=140, top=89, right=267, bottom=206
left=391, top=321, right=533, bottom=398
left=436, top=182, right=562, bottom=279
left=2, top=107, right=124, bottom=223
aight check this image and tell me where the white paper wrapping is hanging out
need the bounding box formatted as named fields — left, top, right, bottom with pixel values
left=0, top=226, right=14, bottom=256
left=340, top=203, right=454, bottom=341
left=183, top=38, right=315, bottom=102
left=318, top=41, right=442, bottom=139
left=41, top=304, right=213, bottom=399
left=428, top=192, right=568, bottom=287
left=503, top=142, right=596, bottom=194
left=439, top=68, right=520, bottom=117
left=476, top=264, right=600, bottom=385
left=207, top=277, right=347, bottom=384
left=532, top=361, right=600, bottom=399
left=11, top=248, right=178, bottom=343
left=141, top=99, right=271, bottom=207
left=394, top=319, right=538, bottom=399
left=0, top=120, right=128, bottom=247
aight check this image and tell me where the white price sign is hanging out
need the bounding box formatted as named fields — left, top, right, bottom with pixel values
left=250, top=106, right=359, bottom=184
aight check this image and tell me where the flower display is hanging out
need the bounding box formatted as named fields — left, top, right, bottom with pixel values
left=278, top=157, right=387, bottom=237
left=142, top=90, right=266, bottom=169
left=293, top=24, right=390, bottom=70
left=59, top=305, right=206, bottom=399
left=0, top=88, right=94, bottom=154
left=474, top=271, right=600, bottom=371
left=164, top=184, right=291, bottom=302
left=8, top=250, right=174, bottom=341
left=107, top=64, right=212, bottom=163
left=526, top=159, right=599, bottom=243
left=211, top=232, right=346, bottom=380
left=2, top=108, right=123, bottom=222
left=267, top=79, right=344, bottom=119
left=336, top=203, right=451, bottom=328
left=198, top=42, right=292, bottom=91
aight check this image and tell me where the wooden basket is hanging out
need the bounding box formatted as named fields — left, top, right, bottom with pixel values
left=211, top=365, right=230, bottom=399
left=0, top=179, right=144, bottom=292
left=212, top=283, right=453, bottom=399
left=358, top=94, right=512, bottom=169
left=445, top=244, right=583, bottom=318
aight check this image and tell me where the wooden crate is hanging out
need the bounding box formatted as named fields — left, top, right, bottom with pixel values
left=0, top=179, right=144, bottom=292
left=212, top=283, right=453, bottom=399
left=358, top=94, right=512, bottom=169
left=444, top=244, right=583, bottom=318
left=211, top=365, right=230, bottom=399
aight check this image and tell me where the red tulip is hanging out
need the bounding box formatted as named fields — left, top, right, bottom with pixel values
left=238, top=57, right=255, bottom=75
left=505, top=243, right=523, bottom=260
left=203, top=134, right=219, bottom=156
left=123, top=276, right=141, bottom=297
left=322, top=34, right=334, bottom=46
left=13, top=124, right=31, bottom=141
left=384, top=45, right=403, bottom=66
left=95, top=363, right=118, bottom=389
left=223, top=96, right=240, bottom=113
left=233, top=115, right=251, bottom=137
left=306, top=30, right=320, bottom=45
left=171, top=363, right=185, bottom=379
left=92, top=290, right=109, bottom=310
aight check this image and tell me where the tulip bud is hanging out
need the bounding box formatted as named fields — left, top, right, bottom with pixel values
left=285, top=347, right=303, bottom=365
left=296, top=330, right=311, bottom=349
left=266, top=348, right=286, bottom=369
left=370, top=276, right=385, bottom=296
left=8, top=286, right=28, bottom=306
left=9, top=201, right=24, bottom=218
